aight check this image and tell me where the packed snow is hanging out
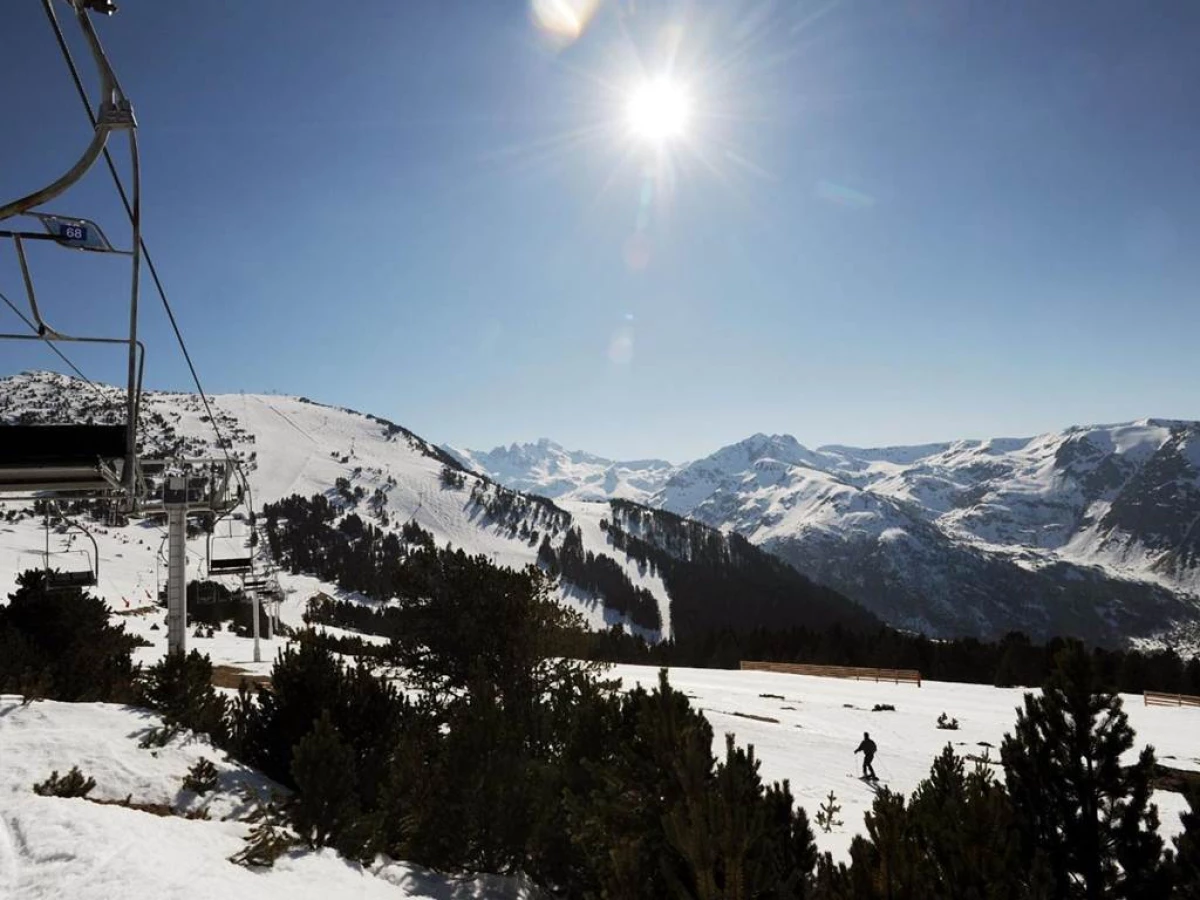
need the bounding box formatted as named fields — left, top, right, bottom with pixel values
left=606, top=663, right=1199, bottom=861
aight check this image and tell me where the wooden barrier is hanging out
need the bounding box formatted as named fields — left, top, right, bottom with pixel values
left=741, top=660, right=921, bottom=688
left=1144, top=690, right=1200, bottom=708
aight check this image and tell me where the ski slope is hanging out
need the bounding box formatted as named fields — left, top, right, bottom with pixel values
left=605, top=663, right=1199, bottom=861
left=0, top=372, right=673, bottom=638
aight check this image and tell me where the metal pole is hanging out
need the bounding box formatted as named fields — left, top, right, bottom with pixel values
left=165, top=476, right=188, bottom=655
left=123, top=131, right=141, bottom=501
left=251, top=585, right=261, bottom=663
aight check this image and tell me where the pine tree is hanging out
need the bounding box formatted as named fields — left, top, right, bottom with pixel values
left=182, top=757, right=220, bottom=795
left=1001, top=643, right=1168, bottom=899
left=0, top=570, right=138, bottom=702
left=663, top=733, right=818, bottom=899
left=816, top=790, right=843, bottom=833
left=1173, top=786, right=1200, bottom=898
left=139, top=650, right=227, bottom=740
left=817, top=745, right=1038, bottom=900
left=33, top=766, right=96, bottom=798
left=290, top=711, right=360, bottom=849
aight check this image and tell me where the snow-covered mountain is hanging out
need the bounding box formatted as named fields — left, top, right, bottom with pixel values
left=443, top=439, right=675, bottom=503
left=0, top=372, right=672, bottom=638
left=461, top=427, right=1200, bottom=645
left=5, top=369, right=1198, bottom=646
left=0, top=372, right=873, bottom=644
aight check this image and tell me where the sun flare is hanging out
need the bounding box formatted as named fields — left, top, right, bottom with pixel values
left=626, top=78, right=691, bottom=145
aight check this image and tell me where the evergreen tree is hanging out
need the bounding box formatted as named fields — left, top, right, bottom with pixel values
left=664, top=734, right=818, bottom=899
left=0, top=570, right=138, bottom=701
left=290, top=711, right=361, bottom=850
left=1172, top=787, right=1200, bottom=898
left=816, top=745, right=1041, bottom=900
left=1001, top=643, right=1168, bottom=899
left=139, top=650, right=227, bottom=739
left=563, top=671, right=715, bottom=898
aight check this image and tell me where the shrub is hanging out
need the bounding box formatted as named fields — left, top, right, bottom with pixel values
left=937, top=712, right=960, bottom=730
left=816, top=789, right=844, bottom=832
left=290, top=712, right=361, bottom=850
left=230, top=823, right=295, bottom=868
left=872, top=703, right=896, bottom=712
left=33, top=766, right=96, bottom=798
left=138, top=650, right=228, bottom=741
left=182, top=757, right=220, bottom=795
left=228, top=786, right=297, bottom=867
left=0, top=571, right=138, bottom=702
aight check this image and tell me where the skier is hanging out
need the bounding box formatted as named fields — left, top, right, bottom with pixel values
left=854, top=731, right=878, bottom=780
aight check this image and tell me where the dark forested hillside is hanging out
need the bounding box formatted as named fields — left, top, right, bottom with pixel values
left=604, top=499, right=880, bottom=639
left=261, top=491, right=881, bottom=640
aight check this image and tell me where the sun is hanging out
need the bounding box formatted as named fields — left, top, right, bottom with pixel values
left=626, top=77, right=691, bottom=145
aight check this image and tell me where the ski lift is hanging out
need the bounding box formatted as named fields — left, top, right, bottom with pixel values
left=0, top=2, right=143, bottom=504
left=32, top=514, right=100, bottom=591
left=207, top=512, right=254, bottom=576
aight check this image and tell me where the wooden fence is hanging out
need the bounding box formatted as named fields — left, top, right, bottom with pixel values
left=740, top=661, right=921, bottom=687
left=1144, top=690, right=1200, bottom=708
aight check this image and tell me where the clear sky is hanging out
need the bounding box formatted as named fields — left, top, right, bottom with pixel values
left=2, top=0, right=1198, bottom=462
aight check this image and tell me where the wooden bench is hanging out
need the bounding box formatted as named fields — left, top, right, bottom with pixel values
left=741, top=660, right=922, bottom=687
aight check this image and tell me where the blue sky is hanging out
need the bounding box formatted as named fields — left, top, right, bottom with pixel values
left=2, top=0, right=1198, bottom=462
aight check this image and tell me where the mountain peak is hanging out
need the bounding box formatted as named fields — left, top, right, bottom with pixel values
left=705, top=432, right=822, bottom=471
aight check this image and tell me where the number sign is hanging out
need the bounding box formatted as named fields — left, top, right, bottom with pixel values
left=59, top=223, right=88, bottom=243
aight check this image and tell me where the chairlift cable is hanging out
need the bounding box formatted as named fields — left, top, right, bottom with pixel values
left=0, top=287, right=107, bottom=399
left=40, top=0, right=251, bottom=502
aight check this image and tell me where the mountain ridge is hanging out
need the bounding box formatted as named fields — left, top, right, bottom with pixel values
left=457, top=420, right=1200, bottom=644
left=4, top=369, right=1198, bottom=646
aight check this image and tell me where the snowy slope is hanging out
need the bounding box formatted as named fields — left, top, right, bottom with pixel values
left=0, top=371, right=672, bottom=638
left=0, top=696, right=538, bottom=900
left=5, top=370, right=1198, bottom=645
left=4, top=666, right=1194, bottom=895
left=606, top=663, right=1198, bottom=861
left=661, top=427, right=1200, bottom=643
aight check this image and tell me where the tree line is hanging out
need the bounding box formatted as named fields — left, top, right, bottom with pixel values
left=580, top=621, right=1200, bottom=696
left=265, top=491, right=877, bottom=640
left=603, top=499, right=881, bottom=640
left=538, top=526, right=662, bottom=631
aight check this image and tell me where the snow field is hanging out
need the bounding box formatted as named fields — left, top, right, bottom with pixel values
left=604, top=663, right=1200, bottom=860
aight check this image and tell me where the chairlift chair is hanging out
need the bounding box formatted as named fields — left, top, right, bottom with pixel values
left=0, top=2, right=143, bottom=506
left=27, top=515, right=100, bottom=591
left=43, top=553, right=98, bottom=591
left=207, top=512, right=254, bottom=576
